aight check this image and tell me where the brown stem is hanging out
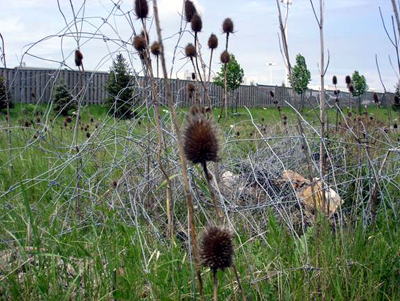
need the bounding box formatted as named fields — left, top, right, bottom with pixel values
left=202, top=161, right=223, bottom=223
left=152, top=1, right=204, bottom=299
left=213, top=268, right=218, bottom=301
left=232, top=264, right=246, bottom=301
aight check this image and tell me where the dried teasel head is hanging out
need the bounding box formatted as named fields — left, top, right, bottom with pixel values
left=192, top=73, right=196, bottom=80
left=394, top=123, right=398, bottom=129
left=184, top=0, right=197, bottom=22
left=134, top=0, right=149, bottom=20
left=75, top=50, right=83, bottom=67
left=133, top=35, right=146, bottom=52
left=191, top=13, right=202, bottom=33
left=189, top=105, right=200, bottom=116
left=332, top=75, right=337, bottom=85
left=394, top=94, right=400, bottom=105
left=185, top=43, right=197, bottom=58
left=345, top=75, right=351, bottom=85
left=208, top=34, right=218, bottom=50
left=222, top=18, right=234, bottom=34
left=151, top=42, right=160, bottom=56
left=86, top=132, right=91, bottom=138
left=373, top=92, right=379, bottom=104
left=200, top=225, right=234, bottom=271
left=269, top=91, right=275, bottom=98
left=188, top=83, right=195, bottom=93
left=220, top=51, right=230, bottom=64
left=348, top=84, right=354, bottom=94
left=183, top=116, right=219, bottom=165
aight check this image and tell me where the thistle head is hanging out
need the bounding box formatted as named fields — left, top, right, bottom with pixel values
left=151, top=42, right=160, bottom=56
left=208, top=34, right=218, bottom=50
left=134, top=0, right=149, bottom=19
left=220, top=51, right=230, bottom=64
left=345, top=75, right=351, bottom=85
left=75, top=50, right=83, bottom=67
left=183, top=116, right=219, bottom=164
left=222, top=18, right=234, bottom=34
left=191, top=13, right=202, bottom=33
left=184, top=0, right=197, bottom=22
left=199, top=225, right=234, bottom=271
left=185, top=43, right=197, bottom=58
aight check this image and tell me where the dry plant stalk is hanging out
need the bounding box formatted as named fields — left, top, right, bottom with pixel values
left=136, top=7, right=175, bottom=242
left=152, top=0, right=204, bottom=299
left=0, top=34, right=13, bottom=183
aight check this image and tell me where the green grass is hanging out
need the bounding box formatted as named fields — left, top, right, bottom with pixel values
left=0, top=104, right=399, bottom=300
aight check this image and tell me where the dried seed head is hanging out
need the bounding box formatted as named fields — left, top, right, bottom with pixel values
left=349, top=85, right=354, bottom=94
left=192, top=73, right=196, bottom=80
left=373, top=92, right=379, bottom=104
left=112, top=180, right=118, bottom=188
left=63, top=120, right=68, bottom=127
left=188, top=83, right=195, bottom=92
left=133, top=35, right=147, bottom=52
left=191, top=13, right=202, bottom=33
left=75, top=50, right=83, bottom=67
left=86, top=132, right=91, bottom=138
left=278, top=106, right=281, bottom=112
left=66, top=116, right=72, bottom=123
left=135, top=0, right=149, bottom=19
left=236, top=131, right=240, bottom=136
left=189, top=105, right=200, bottom=116
left=394, top=123, right=398, bottom=129
left=332, top=75, right=337, bottom=85
left=394, top=94, right=400, bottom=104
left=200, top=225, right=234, bottom=271
left=269, top=91, right=275, bottom=98
left=222, top=18, right=234, bottom=34
left=151, top=42, right=160, bottom=56
left=220, top=50, right=230, bottom=64
left=345, top=75, right=351, bottom=85
left=208, top=34, right=218, bottom=50
left=183, top=116, right=219, bottom=164
left=185, top=43, right=197, bottom=58
left=184, top=0, right=197, bottom=22
left=347, top=111, right=352, bottom=117
left=282, top=114, right=287, bottom=120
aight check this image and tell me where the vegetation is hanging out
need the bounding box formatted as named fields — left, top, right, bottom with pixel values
left=351, top=70, right=369, bottom=112
left=214, top=54, right=244, bottom=92
left=53, top=80, right=75, bottom=116
left=0, top=76, right=12, bottom=112
left=290, top=54, right=311, bottom=111
left=105, top=53, right=134, bottom=119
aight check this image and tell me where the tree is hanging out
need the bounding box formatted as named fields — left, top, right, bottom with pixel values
left=53, top=79, right=75, bottom=116
left=289, top=54, right=311, bottom=110
left=105, top=53, right=134, bottom=119
left=214, top=54, right=244, bottom=92
left=351, top=70, right=368, bottom=113
left=0, top=76, right=13, bottom=112
left=214, top=54, right=244, bottom=114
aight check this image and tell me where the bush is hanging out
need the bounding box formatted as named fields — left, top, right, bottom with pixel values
left=53, top=80, right=75, bottom=116
left=0, top=76, right=13, bottom=112
left=105, top=53, right=134, bottom=119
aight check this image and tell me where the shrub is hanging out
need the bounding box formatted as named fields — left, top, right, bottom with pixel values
left=105, top=53, right=134, bottom=119
left=53, top=80, right=75, bottom=116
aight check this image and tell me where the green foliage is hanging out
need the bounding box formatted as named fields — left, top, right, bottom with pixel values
left=214, top=54, right=244, bottom=91
left=350, top=70, right=368, bottom=97
left=53, top=80, right=75, bottom=116
left=289, top=54, right=311, bottom=95
left=0, top=76, right=13, bottom=111
left=105, top=53, right=134, bottom=119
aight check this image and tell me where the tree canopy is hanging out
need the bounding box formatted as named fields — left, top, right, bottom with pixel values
left=350, top=70, right=368, bottom=97
left=289, top=54, right=311, bottom=95
left=105, top=53, right=134, bottom=119
left=214, top=54, right=244, bottom=91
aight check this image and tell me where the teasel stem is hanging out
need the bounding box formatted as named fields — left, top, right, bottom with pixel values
left=193, top=34, right=213, bottom=107
left=140, top=17, right=175, bottom=243
left=0, top=34, right=13, bottom=183
left=213, top=268, right=218, bottom=301
left=152, top=1, right=204, bottom=299
left=201, top=161, right=224, bottom=223
left=232, top=264, right=246, bottom=301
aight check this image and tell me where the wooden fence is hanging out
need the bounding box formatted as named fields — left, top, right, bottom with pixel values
left=0, top=67, right=393, bottom=108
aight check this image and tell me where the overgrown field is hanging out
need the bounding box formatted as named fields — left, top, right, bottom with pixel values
left=0, top=104, right=400, bottom=300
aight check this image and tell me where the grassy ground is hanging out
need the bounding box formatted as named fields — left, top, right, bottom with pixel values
left=0, top=104, right=399, bottom=300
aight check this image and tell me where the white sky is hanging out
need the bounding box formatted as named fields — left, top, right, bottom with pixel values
left=0, top=0, right=397, bottom=92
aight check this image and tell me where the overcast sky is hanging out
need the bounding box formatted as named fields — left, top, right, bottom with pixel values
left=0, top=0, right=397, bottom=92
